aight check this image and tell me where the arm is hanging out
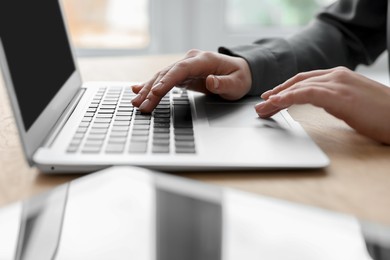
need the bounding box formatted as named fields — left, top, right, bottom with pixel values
left=220, top=0, right=387, bottom=96
left=132, top=0, right=387, bottom=113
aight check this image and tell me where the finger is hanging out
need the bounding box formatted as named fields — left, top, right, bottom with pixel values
left=132, top=60, right=183, bottom=108
left=138, top=91, right=164, bottom=112
left=269, top=85, right=339, bottom=110
left=156, top=58, right=206, bottom=89
left=131, top=80, right=154, bottom=107
left=136, top=57, right=206, bottom=113
left=256, top=85, right=340, bottom=118
left=137, top=81, right=178, bottom=113
left=148, top=50, right=205, bottom=96
left=179, top=78, right=212, bottom=94
left=139, top=57, right=216, bottom=113
left=254, top=101, right=282, bottom=118
left=183, top=49, right=202, bottom=59
left=133, top=52, right=205, bottom=112
left=131, top=84, right=143, bottom=94
left=205, top=72, right=248, bottom=100
left=261, top=68, right=337, bottom=100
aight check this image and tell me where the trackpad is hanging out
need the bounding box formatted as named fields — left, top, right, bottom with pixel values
left=205, top=103, right=285, bottom=128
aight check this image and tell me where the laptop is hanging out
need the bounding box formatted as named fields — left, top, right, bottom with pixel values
left=0, top=0, right=328, bottom=173
left=0, top=166, right=386, bottom=260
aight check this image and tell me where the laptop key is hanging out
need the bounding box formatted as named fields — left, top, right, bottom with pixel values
left=175, top=141, right=195, bottom=148
left=86, top=134, right=106, bottom=140
left=111, top=126, right=130, bottom=132
left=114, top=116, right=132, bottom=121
left=174, top=128, right=194, bottom=135
left=132, top=130, right=150, bottom=136
left=176, top=147, right=196, bottom=154
left=133, top=125, right=150, bottom=130
left=79, top=122, right=90, bottom=127
left=154, top=118, right=170, bottom=123
left=76, top=127, right=88, bottom=133
left=153, top=139, right=169, bottom=145
left=82, top=117, right=93, bottom=122
left=153, top=128, right=170, bottom=134
left=153, top=123, right=170, bottom=128
left=91, top=123, right=110, bottom=129
left=107, top=137, right=127, bottom=143
left=110, top=131, right=128, bottom=137
left=69, top=87, right=197, bottom=155
left=131, top=135, right=149, bottom=142
left=94, top=118, right=111, bottom=123
left=81, top=146, right=101, bottom=153
left=68, top=138, right=81, bottom=147
left=84, top=140, right=104, bottom=146
left=73, top=133, right=85, bottom=139
left=66, top=145, right=79, bottom=153
left=173, top=105, right=193, bottom=128
left=133, top=119, right=151, bottom=125
left=85, top=112, right=95, bottom=117
left=153, top=133, right=170, bottom=139
left=113, top=121, right=131, bottom=126
left=96, top=114, right=113, bottom=118
left=135, top=115, right=152, bottom=120
left=89, top=128, right=108, bottom=134
left=152, top=145, right=170, bottom=153
left=129, top=142, right=148, bottom=153
left=105, top=144, right=124, bottom=153
left=175, top=135, right=195, bottom=141
left=116, top=112, right=132, bottom=116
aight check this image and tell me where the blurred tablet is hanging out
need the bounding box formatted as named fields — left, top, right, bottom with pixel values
left=0, top=166, right=388, bottom=260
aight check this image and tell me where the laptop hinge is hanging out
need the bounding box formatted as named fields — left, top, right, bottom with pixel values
left=42, top=88, right=86, bottom=148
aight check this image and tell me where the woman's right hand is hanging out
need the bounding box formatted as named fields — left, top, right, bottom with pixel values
left=255, top=67, right=390, bottom=145
left=131, top=49, right=252, bottom=113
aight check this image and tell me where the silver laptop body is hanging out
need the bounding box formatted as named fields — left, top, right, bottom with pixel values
left=0, top=0, right=328, bottom=173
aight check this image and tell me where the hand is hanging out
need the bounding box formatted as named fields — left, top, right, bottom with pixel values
left=255, top=67, right=390, bottom=145
left=131, top=49, right=252, bottom=113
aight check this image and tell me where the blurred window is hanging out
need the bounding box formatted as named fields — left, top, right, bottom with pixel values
left=226, top=0, right=336, bottom=31
left=61, top=0, right=336, bottom=54
left=62, top=0, right=149, bottom=50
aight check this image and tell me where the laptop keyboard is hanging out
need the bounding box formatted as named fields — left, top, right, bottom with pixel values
left=66, top=86, right=196, bottom=154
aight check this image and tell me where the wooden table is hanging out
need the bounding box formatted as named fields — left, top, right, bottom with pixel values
left=1, top=55, right=389, bottom=225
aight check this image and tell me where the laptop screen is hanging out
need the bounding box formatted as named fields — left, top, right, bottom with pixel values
left=0, top=0, right=76, bottom=131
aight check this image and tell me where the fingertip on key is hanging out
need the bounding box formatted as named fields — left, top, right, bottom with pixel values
left=131, top=84, right=142, bottom=94
left=151, top=82, right=165, bottom=96
left=139, top=99, right=153, bottom=113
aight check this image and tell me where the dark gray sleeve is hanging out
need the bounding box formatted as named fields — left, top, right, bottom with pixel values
left=219, top=0, right=387, bottom=96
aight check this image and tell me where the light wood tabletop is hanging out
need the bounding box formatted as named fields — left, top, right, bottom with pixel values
left=0, top=54, right=389, bottom=225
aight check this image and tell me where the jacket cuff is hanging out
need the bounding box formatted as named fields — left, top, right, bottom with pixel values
left=219, top=38, right=297, bottom=96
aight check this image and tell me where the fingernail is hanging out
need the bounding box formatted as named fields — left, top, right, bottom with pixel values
left=261, top=90, right=273, bottom=99
left=139, top=99, right=150, bottom=111
left=254, top=102, right=267, bottom=115
left=152, top=82, right=163, bottom=90
left=132, top=94, right=141, bottom=103
left=269, top=95, right=281, bottom=102
left=212, top=75, right=219, bottom=89
left=254, top=101, right=265, bottom=110
left=131, top=84, right=141, bottom=93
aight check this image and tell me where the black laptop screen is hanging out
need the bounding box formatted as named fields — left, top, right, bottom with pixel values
left=0, top=0, right=76, bottom=131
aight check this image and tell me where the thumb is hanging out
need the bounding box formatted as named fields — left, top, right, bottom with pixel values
left=205, top=74, right=244, bottom=100
left=205, top=75, right=220, bottom=93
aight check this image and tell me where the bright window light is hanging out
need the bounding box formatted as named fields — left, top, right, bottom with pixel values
left=62, top=0, right=150, bottom=49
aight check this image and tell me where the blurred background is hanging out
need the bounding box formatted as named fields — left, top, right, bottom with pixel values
left=61, top=0, right=387, bottom=74
left=62, top=0, right=335, bottom=55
